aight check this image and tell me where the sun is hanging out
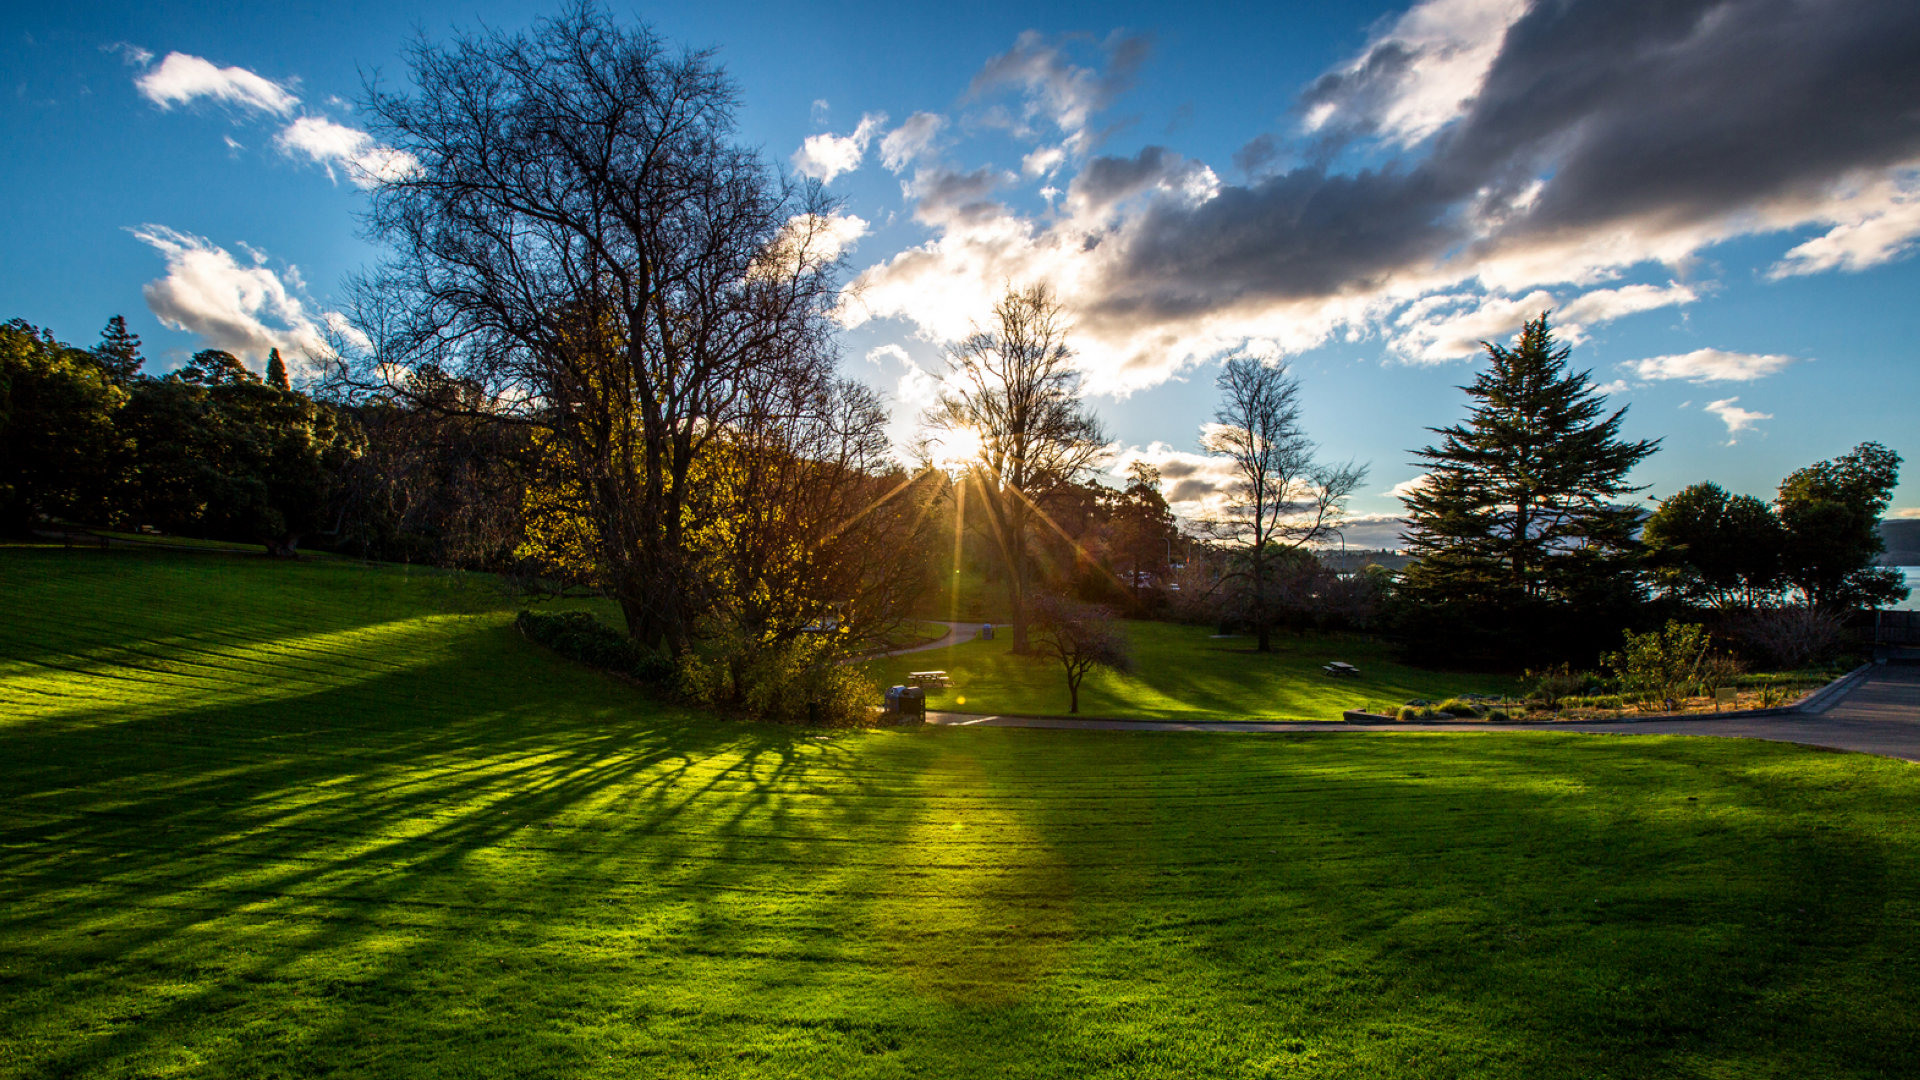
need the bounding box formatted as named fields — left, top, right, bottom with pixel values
left=927, top=426, right=984, bottom=473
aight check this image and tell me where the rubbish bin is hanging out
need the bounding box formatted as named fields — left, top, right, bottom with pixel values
left=980, top=623, right=994, bottom=641
left=884, top=685, right=909, bottom=714
left=900, top=686, right=927, bottom=720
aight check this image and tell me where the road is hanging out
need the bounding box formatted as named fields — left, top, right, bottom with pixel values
left=927, top=662, right=1920, bottom=762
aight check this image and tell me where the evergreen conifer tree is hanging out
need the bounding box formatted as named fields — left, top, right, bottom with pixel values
left=1398, top=313, right=1659, bottom=656
left=265, top=348, right=291, bottom=392
left=93, top=315, right=144, bottom=384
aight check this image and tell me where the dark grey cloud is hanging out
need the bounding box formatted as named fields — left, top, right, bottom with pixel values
left=911, top=166, right=1003, bottom=226
left=1091, top=0, right=1920, bottom=321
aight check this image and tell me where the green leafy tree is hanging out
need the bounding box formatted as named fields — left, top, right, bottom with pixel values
left=1643, top=482, right=1784, bottom=609
left=265, top=348, right=291, bottom=392
left=1399, top=313, right=1660, bottom=654
left=122, top=375, right=359, bottom=555
left=179, top=349, right=259, bottom=386
left=1776, top=442, right=1906, bottom=610
left=92, top=315, right=145, bottom=385
left=1107, top=462, right=1179, bottom=606
left=0, top=320, right=126, bottom=533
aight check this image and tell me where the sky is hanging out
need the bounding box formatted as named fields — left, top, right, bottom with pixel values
left=4, top=0, right=1918, bottom=544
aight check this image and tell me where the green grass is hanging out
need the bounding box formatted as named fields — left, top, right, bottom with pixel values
left=864, top=619, right=1513, bottom=721
left=5, top=545, right=1920, bottom=1078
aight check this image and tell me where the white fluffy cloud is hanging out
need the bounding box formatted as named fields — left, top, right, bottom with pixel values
left=792, top=113, right=886, bottom=183
left=880, top=112, right=947, bottom=173
left=135, top=52, right=297, bottom=115
left=1381, top=474, right=1431, bottom=501
left=1301, top=0, right=1530, bottom=146
left=1703, top=397, right=1772, bottom=443
left=129, top=225, right=333, bottom=367
left=1631, top=349, right=1798, bottom=383
left=1769, top=169, right=1920, bottom=278
left=274, top=116, right=418, bottom=189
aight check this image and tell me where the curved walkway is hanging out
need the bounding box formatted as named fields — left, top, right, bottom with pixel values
left=927, top=663, right=1920, bottom=762
left=864, top=621, right=989, bottom=658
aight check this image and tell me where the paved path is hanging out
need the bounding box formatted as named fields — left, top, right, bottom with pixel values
left=865, top=621, right=988, bottom=658
left=927, top=663, right=1920, bottom=762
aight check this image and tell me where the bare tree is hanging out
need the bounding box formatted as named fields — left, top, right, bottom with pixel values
left=1200, top=356, right=1365, bottom=652
left=929, top=284, right=1105, bottom=652
left=1030, top=594, right=1133, bottom=714
left=346, top=3, right=843, bottom=652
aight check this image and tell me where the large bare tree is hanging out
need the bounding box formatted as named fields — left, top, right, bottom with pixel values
left=1201, top=356, right=1365, bottom=652
left=348, top=3, right=843, bottom=652
left=928, top=284, right=1105, bottom=652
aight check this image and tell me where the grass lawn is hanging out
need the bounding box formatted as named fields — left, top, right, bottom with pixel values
left=865, top=619, right=1515, bottom=721
left=5, top=545, right=1920, bottom=1078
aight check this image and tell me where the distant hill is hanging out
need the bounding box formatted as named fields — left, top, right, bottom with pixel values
left=1878, top=519, right=1920, bottom=566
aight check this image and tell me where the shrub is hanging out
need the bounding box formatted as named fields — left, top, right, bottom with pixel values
left=1396, top=705, right=1432, bottom=722
left=514, top=609, right=673, bottom=685
left=678, top=628, right=877, bottom=727
left=1728, top=605, right=1847, bottom=670
left=1603, top=620, right=1712, bottom=712
left=1524, top=663, right=1590, bottom=708
left=1434, top=698, right=1482, bottom=718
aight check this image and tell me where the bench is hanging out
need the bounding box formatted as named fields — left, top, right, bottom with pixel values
left=908, top=671, right=951, bottom=688
left=1322, top=662, right=1361, bottom=678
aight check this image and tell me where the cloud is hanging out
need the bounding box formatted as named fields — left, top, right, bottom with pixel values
left=852, top=0, right=1920, bottom=396
left=1630, top=348, right=1798, bottom=383
left=128, top=225, right=332, bottom=366
left=135, top=52, right=296, bottom=115
left=104, top=42, right=154, bottom=67
left=1887, top=507, right=1920, bottom=520
left=1022, top=145, right=1067, bottom=179
left=1558, top=282, right=1698, bottom=325
left=1382, top=474, right=1431, bottom=500
left=1333, top=513, right=1414, bottom=550
left=1703, top=397, right=1772, bottom=443
left=1769, top=168, right=1920, bottom=277
left=791, top=113, right=886, bottom=183
left=969, top=30, right=1149, bottom=157
left=880, top=112, right=947, bottom=173
left=274, top=116, right=418, bottom=188
left=1107, top=442, right=1243, bottom=517
left=1300, top=0, right=1530, bottom=146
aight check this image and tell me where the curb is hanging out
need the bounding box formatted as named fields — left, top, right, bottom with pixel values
left=1339, top=662, right=1874, bottom=726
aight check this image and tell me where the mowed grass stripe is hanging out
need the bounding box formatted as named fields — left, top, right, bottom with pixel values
left=4, top=546, right=1920, bottom=1079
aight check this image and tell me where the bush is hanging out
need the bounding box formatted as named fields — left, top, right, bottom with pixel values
left=1524, top=663, right=1591, bottom=708
left=515, top=609, right=674, bottom=685
left=1727, top=605, right=1847, bottom=669
left=1434, top=698, right=1483, bottom=718
left=677, top=628, right=877, bottom=727
left=1603, top=620, right=1712, bottom=712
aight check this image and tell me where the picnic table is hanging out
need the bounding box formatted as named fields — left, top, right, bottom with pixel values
left=1322, top=661, right=1361, bottom=678
left=908, top=670, right=951, bottom=687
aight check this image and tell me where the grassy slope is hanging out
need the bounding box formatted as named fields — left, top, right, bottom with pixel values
left=865, top=620, right=1514, bottom=720
left=4, top=546, right=1920, bottom=1078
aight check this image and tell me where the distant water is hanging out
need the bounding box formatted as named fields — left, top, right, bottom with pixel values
left=1895, top=566, right=1920, bottom=611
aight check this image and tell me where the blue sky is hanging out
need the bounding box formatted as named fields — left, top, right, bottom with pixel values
left=5, top=0, right=1917, bottom=541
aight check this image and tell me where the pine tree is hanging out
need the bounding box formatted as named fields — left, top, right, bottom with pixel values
left=1399, top=313, right=1659, bottom=654
left=93, top=315, right=144, bottom=384
left=265, top=348, right=291, bottom=391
